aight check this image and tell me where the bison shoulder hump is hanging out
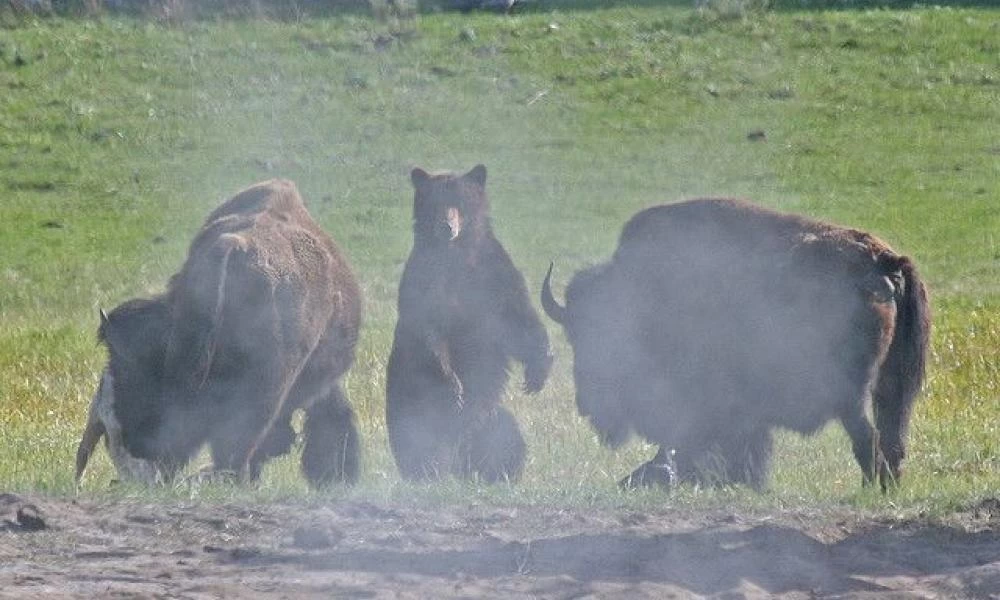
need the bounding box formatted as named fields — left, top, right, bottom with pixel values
left=205, top=179, right=306, bottom=224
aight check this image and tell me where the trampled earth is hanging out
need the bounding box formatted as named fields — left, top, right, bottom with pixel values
left=2, top=493, right=998, bottom=598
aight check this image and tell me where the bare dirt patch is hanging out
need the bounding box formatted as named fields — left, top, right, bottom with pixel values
left=2, top=493, right=998, bottom=599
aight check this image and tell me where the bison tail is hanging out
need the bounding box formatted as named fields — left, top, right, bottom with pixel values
left=873, top=257, right=931, bottom=488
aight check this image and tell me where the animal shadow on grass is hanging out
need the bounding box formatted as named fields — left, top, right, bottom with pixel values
left=214, top=522, right=1000, bottom=596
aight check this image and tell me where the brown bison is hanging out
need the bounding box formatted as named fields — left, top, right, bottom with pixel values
left=541, top=198, right=930, bottom=491
left=386, top=164, right=552, bottom=483
left=75, top=179, right=362, bottom=487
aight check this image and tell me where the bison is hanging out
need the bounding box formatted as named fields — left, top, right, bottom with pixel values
left=74, top=179, right=362, bottom=487
left=541, top=198, right=930, bottom=491
left=386, top=164, right=552, bottom=483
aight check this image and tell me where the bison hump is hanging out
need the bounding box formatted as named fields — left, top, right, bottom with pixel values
left=204, top=179, right=307, bottom=226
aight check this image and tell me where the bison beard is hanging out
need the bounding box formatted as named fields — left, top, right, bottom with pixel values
left=77, top=179, right=362, bottom=487
left=386, top=164, right=552, bottom=483
left=542, top=198, right=930, bottom=491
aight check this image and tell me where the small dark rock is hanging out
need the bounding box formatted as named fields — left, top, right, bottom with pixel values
left=292, top=526, right=342, bottom=550
left=16, top=505, right=47, bottom=531
left=90, top=129, right=112, bottom=143
left=973, top=497, right=1000, bottom=519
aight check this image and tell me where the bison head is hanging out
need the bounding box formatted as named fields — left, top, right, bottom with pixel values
left=410, top=164, right=490, bottom=248
left=542, top=263, right=637, bottom=447
left=97, top=297, right=191, bottom=478
left=75, top=366, right=163, bottom=485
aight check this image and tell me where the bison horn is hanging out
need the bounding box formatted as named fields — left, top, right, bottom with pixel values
left=75, top=382, right=108, bottom=485
left=541, top=262, right=566, bottom=324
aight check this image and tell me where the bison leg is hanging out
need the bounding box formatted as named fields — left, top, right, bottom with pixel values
left=240, top=421, right=296, bottom=481
left=619, top=447, right=676, bottom=489
left=874, top=375, right=916, bottom=490
left=458, top=406, right=526, bottom=484
left=840, top=405, right=882, bottom=487
left=206, top=403, right=275, bottom=480
left=874, top=404, right=907, bottom=491
left=301, top=385, right=359, bottom=487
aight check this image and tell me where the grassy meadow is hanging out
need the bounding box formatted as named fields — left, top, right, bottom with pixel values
left=1, top=1, right=997, bottom=512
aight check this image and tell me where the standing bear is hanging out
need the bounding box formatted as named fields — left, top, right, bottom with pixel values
left=386, top=164, right=552, bottom=483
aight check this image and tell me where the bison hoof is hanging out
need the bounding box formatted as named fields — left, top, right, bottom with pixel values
left=619, top=462, right=677, bottom=490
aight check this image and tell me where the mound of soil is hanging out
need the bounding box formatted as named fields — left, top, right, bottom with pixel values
left=1, top=493, right=998, bottom=598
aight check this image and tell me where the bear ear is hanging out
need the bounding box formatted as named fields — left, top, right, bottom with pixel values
left=410, top=167, right=431, bottom=189
left=465, top=164, right=487, bottom=187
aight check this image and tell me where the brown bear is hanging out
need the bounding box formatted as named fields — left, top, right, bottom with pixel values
left=386, top=164, right=552, bottom=483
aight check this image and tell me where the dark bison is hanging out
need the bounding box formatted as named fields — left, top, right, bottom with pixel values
left=386, top=164, right=552, bottom=483
left=75, top=179, right=362, bottom=487
left=541, top=198, right=930, bottom=491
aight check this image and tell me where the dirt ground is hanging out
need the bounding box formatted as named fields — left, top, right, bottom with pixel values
left=1, top=492, right=998, bottom=599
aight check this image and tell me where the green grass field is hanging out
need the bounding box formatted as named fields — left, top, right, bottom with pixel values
left=1, top=2, right=997, bottom=512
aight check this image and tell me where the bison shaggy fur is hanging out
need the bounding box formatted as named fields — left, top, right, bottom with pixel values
left=386, top=164, right=552, bottom=483
left=542, top=198, right=930, bottom=491
left=77, top=179, right=362, bottom=487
